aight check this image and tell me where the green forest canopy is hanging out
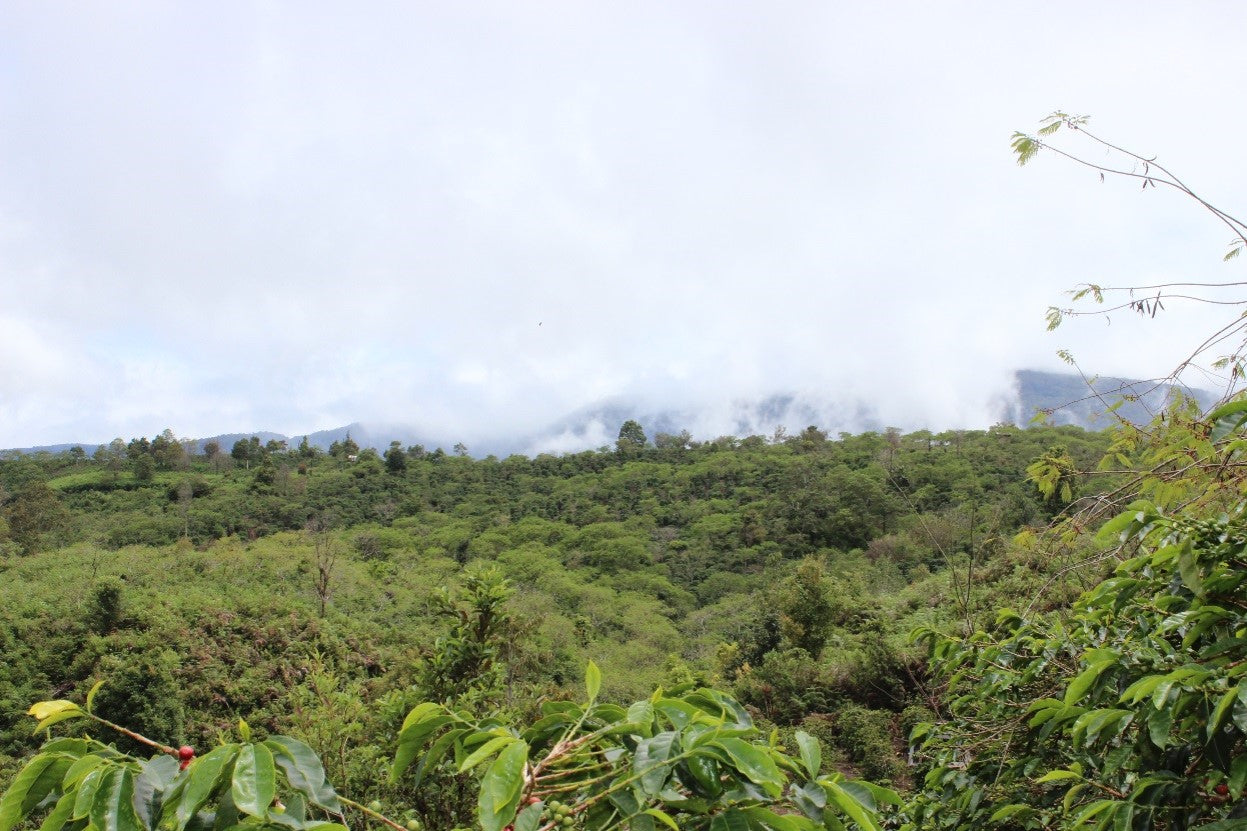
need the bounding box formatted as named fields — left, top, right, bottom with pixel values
left=0, top=403, right=1211, bottom=828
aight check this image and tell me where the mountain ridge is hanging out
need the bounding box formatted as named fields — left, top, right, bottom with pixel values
left=4, top=369, right=1224, bottom=458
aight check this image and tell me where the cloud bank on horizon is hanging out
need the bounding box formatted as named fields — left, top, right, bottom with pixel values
left=2, top=2, right=1246, bottom=448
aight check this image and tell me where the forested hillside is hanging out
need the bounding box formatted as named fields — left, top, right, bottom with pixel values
left=10, top=377, right=1247, bottom=831
left=0, top=420, right=1117, bottom=824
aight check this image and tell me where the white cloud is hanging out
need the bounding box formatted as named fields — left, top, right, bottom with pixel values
left=3, top=2, right=1246, bottom=447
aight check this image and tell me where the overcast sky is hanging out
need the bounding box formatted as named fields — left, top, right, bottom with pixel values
left=2, top=2, right=1246, bottom=448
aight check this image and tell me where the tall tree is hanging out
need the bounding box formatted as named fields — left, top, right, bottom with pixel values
left=2, top=481, right=68, bottom=554
left=384, top=440, right=407, bottom=474
left=616, top=419, right=647, bottom=455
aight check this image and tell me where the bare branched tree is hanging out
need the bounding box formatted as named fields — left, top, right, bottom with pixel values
left=1011, top=112, right=1247, bottom=397
left=306, top=513, right=338, bottom=617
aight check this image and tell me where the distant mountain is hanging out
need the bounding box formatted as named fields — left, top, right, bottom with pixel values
left=1, top=369, right=1226, bottom=458
left=185, top=431, right=288, bottom=454
left=513, top=370, right=1223, bottom=453
left=1006, top=369, right=1222, bottom=429
left=4, top=442, right=102, bottom=456
left=513, top=394, right=884, bottom=457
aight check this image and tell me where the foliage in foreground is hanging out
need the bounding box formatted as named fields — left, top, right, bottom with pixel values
left=906, top=399, right=1247, bottom=831
left=0, top=667, right=895, bottom=831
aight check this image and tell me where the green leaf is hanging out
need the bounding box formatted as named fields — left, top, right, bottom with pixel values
left=37, top=793, right=75, bottom=831
left=635, top=732, right=679, bottom=797
left=458, top=736, right=516, bottom=774
left=477, top=740, right=527, bottom=831
left=406, top=728, right=467, bottom=791
left=1036, top=769, right=1081, bottom=783
left=990, top=804, right=1033, bottom=823
left=1231, top=754, right=1247, bottom=798
left=62, top=754, right=107, bottom=789
left=645, top=808, right=681, bottom=831
left=237, top=721, right=251, bottom=743
left=398, top=702, right=443, bottom=733
left=1211, top=687, right=1240, bottom=740
left=22, top=758, right=70, bottom=818
left=1063, top=783, right=1088, bottom=813
left=39, top=739, right=87, bottom=757
left=175, top=744, right=239, bottom=831
left=210, top=785, right=238, bottom=831
left=1010, top=133, right=1041, bottom=166
left=823, top=780, right=880, bottom=831
left=1148, top=705, right=1174, bottom=749
left=392, top=713, right=454, bottom=781
left=85, top=682, right=104, bottom=715
left=1209, top=400, right=1247, bottom=442
left=1120, top=675, right=1167, bottom=705
left=789, top=781, right=826, bottom=822
left=708, top=808, right=750, bottom=831
left=714, top=739, right=782, bottom=794
left=627, top=701, right=655, bottom=730
left=514, top=801, right=543, bottom=831
left=264, top=736, right=340, bottom=813
left=585, top=661, right=602, bottom=702
left=1071, top=799, right=1115, bottom=826
left=133, top=756, right=179, bottom=831
left=1178, top=546, right=1204, bottom=597
left=230, top=744, right=275, bottom=818
left=794, top=731, right=821, bottom=780
left=1064, top=658, right=1116, bottom=705
left=653, top=699, right=698, bottom=730
left=27, top=702, right=81, bottom=723
left=32, top=707, right=86, bottom=733
left=0, top=754, right=59, bottom=831
left=851, top=781, right=902, bottom=808
left=740, top=806, right=818, bottom=831
left=90, top=768, right=143, bottom=831
left=72, top=768, right=105, bottom=820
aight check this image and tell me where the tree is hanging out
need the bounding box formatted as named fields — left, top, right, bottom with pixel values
left=1, top=481, right=68, bottom=554
left=150, top=428, right=185, bottom=470
left=132, top=453, right=155, bottom=482
left=774, top=557, right=843, bottom=659
left=126, top=436, right=151, bottom=459
left=616, top=419, right=647, bottom=455
left=94, top=438, right=127, bottom=481
left=176, top=478, right=194, bottom=538
left=385, top=441, right=407, bottom=475
left=417, top=565, right=513, bottom=708
left=307, top=514, right=338, bottom=617
left=1026, top=444, right=1079, bottom=516
left=232, top=438, right=253, bottom=469
left=297, top=436, right=319, bottom=458
left=330, top=434, right=360, bottom=460
left=203, top=439, right=222, bottom=471
left=654, top=430, right=692, bottom=452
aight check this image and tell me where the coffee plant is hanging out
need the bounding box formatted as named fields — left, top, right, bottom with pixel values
left=0, top=665, right=895, bottom=831
left=906, top=494, right=1247, bottom=830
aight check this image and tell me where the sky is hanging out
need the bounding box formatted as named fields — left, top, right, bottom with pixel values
left=3, top=2, right=1247, bottom=449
